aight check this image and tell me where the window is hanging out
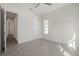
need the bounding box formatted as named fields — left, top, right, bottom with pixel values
left=43, top=19, right=48, bottom=34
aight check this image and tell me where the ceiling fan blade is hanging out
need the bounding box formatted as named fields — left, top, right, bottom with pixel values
left=44, top=3, right=52, bottom=6
left=35, top=3, right=40, bottom=8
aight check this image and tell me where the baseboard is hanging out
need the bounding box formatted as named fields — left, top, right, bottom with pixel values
left=41, top=38, right=66, bottom=45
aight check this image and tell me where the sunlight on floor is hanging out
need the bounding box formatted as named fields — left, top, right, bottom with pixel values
left=63, top=51, right=71, bottom=56
left=68, top=32, right=76, bottom=49
left=57, top=45, right=71, bottom=56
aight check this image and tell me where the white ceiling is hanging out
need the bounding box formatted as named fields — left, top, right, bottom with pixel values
left=30, top=3, right=70, bottom=16
left=4, top=3, right=70, bottom=16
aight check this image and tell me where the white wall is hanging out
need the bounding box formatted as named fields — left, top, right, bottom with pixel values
left=6, top=18, right=15, bottom=36
left=43, top=4, right=79, bottom=48
left=3, top=4, right=42, bottom=44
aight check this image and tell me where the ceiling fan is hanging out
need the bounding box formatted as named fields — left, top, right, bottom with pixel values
left=30, top=3, right=52, bottom=11
left=35, top=3, right=52, bottom=8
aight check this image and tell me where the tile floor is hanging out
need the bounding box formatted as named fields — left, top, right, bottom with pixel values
left=0, top=39, right=79, bottom=56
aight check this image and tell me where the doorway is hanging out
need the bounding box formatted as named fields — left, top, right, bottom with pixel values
left=6, top=11, right=18, bottom=48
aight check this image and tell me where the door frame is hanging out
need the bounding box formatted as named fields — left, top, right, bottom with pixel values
left=6, top=11, right=18, bottom=50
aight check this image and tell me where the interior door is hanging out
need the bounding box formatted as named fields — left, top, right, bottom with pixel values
left=1, top=7, right=5, bottom=51
left=0, top=6, right=5, bottom=54
left=0, top=6, right=1, bottom=53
